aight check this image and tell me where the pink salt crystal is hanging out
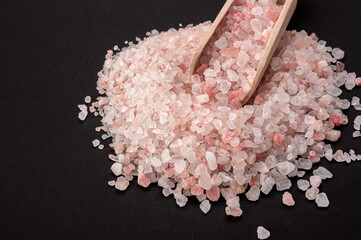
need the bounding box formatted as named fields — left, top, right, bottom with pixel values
left=353, top=131, right=361, bottom=138
left=206, top=186, right=221, bottom=201
left=225, top=207, right=243, bottom=217
left=329, top=114, right=342, bottom=127
left=196, top=64, right=208, bottom=75
left=138, top=173, right=151, bottom=188
left=310, top=176, right=322, bottom=188
left=282, top=192, right=295, bottom=206
left=355, top=77, right=361, bottom=86
left=191, top=184, right=204, bottom=196
left=111, top=162, right=123, bottom=176
left=272, top=132, right=285, bottom=146
left=325, top=130, right=341, bottom=142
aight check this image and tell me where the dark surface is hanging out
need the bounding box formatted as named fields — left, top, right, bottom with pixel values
left=1, top=0, right=361, bottom=239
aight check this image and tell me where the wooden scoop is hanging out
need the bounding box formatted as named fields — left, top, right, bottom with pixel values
left=188, top=0, right=297, bottom=105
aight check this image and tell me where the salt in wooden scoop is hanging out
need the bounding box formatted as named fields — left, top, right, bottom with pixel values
left=188, top=0, right=297, bottom=105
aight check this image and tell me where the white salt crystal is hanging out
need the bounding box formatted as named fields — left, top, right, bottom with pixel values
left=151, top=157, right=162, bottom=167
left=257, top=226, right=270, bottom=240
left=205, top=151, right=217, bottom=171
left=162, top=188, right=173, bottom=197
left=332, top=48, right=345, bottom=60
left=200, top=200, right=211, bottom=214
left=297, top=171, right=305, bottom=177
left=315, top=192, right=330, bottom=207
left=174, top=194, right=188, bottom=207
left=276, top=179, right=292, bottom=191
left=204, top=69, right=217, bottom=77
left=158, top=176, right=175, bottom=189
left=78, top=104, right=87, bottom=111
left=305, top=187, right=319, bottom=200
left=78, top=111, right=88, bottom=121
left=174, top=159, right=186, bottom=174
left=227, top=69, right=239, bottom=82
left=198, top=172, right=212, bottom=190
left=108, top=180, right=115, bottom=186
left=246, top=186, right=261, bottom=201
left=111, top=162, right=123, bottom=176
left=297, top=179, right=310, bottom=191
left=276, top=162, right=295, bottom=175
left=84, top=96, right=91, bottom=103
left=115, top=176, right=129, bottom=191
left=220, top=80, right=232, bottom=94
left=98, top=144, right=104, bottom=150
left=92, top=139, right=100, bottom=147
left=214, top=37, right=228, bottom=49
left=325, top=149, right=333, bottom=161
left=297, top=158, right=312, bottom=170
left=313, top=167, right=333, bottom=180
left=261, top=177, right=275, bottom=195
left=352, top=96, right=360, bottom=106
left=196, top=94, right=210, bottom=104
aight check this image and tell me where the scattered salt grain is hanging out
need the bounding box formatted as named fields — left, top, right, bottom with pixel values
left=305, top=187, right=319, bottom=200
left=332, top=48, right=345, bottom=60
left=315, top=192, right=330, bottom=207
left=92, top=139, right=100, bottom=147
left=313, top=167, right=333, bottom=180
left=297, top=179, right=310, bottom=191
left=175, top=194, right=188, bottom=207
left=310, top=175, right=322, bottom=188
left=200, top=200, right=211, bottom=214
left=115, top=176, right=129, bottom=191
left=84, top=96, right=91, bottom=103
left=246, top=186, right=261, bottom=201
left=282, top=192, right=295, bottom=206
left=257, top=226, right=271, bottom=240
left=98, top=144, right=104, bottom=150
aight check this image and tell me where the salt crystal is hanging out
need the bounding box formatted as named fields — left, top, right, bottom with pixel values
left=276, top=162, right=295, bottom=175
left=111, top=162, right=123, bottom=176
left=310, top=175, right=322, bottom=188
left=297, top=171, right=305, bottom=177
left=305, top=187, right=319, bottom=200
left=200, top=200, right=211, bottom=214
left=257, top=226, right=271, bottom=240
left=98, top=144, right=104, bottom=150
left=162, top=188, right=173, bottom=197
left=92, top=139, right=100, bottom=147
left=313, top=167, right=333, bottom=180
left=196, top=94, right=210, bottom=104
left=115, top=176, right=129, bottom=191
left=276, top=179, right=292, bottom=191
left=78, top=111, right=88, bottom=121
left=84, top=96, right=91, bottom=103
left=261, top=177, right=275, bottom=195
left=158, top=176, right=175, bottom=189
left=282, top=191, right=295, bottom=206
left=205, top=151, right=217, bottom=171
left=174, top=194, right=188, bottom=207
left=174, top=159, right=186, bottom=174
left=297, top=158, right=312, bottom=170
left=315, top=192, right=330, bottom=207
left=352, top=96, right=360, bottom=106
left=332, top=48, right=345, bottom=60
left=214, top=37, right=228, bottom=49
left=297, top=179, right=310, bottom=191
left=246, top=186, right=261, bottom=201
left=108, top=180, right=115, bottom=186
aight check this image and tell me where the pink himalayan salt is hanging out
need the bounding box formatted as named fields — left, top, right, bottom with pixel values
left=355, top=78, right=361, bottom=86
left=193, top=0, right=283, bottom=104
left=85, top=0, right=360, bottom=216
left=282, top=192, right=295, bottom=206
left=310, top=175, right=322, bottom=188
left=225, top=207, right=243, bottom=217
left=206, top=186, right=221, bottom=201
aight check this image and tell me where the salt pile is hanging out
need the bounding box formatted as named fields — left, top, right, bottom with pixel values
left=79, top=0, right=361, bottom=217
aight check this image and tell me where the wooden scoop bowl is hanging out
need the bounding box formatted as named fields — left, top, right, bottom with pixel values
left=188, top=0, right=297, bottom=105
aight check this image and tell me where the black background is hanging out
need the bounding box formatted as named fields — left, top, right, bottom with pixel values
left=1, top=0, right=361, bottom=239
